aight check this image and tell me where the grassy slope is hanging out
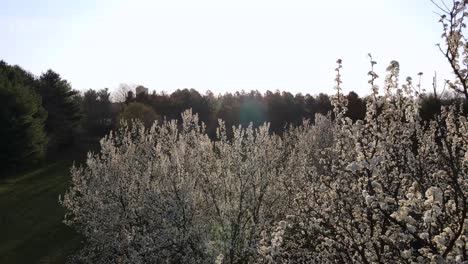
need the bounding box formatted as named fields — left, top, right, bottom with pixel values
left=0, top=161, right=82, bottom=264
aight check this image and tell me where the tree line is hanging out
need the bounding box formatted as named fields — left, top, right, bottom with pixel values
left=1, top=59, right=466, bottom=174
left=124, top=84, right=467, bottom=137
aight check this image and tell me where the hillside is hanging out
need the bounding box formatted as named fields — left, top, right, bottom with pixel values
left=0, top=162, right=81, bottom=264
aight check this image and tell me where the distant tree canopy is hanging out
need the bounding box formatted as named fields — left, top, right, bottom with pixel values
left=126, top=89, right=369, bottom=137
left=119, top=102, right=160, bottom=128
left=123, top=87, right=468, bottom=141
left=419, top=93, right=468, bottom=120
left=36, top=70, right=82, bottom=151
left=82, top=88, right=113, bottom=136
left=0, top=61, right=48, bottom=170
left=345, top=91, right=366, bottom=121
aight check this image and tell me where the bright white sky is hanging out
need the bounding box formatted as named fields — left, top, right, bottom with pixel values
left=0, top=0, right=454, bottom=96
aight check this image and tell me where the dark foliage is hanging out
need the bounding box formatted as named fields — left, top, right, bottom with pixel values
left=125, top=89, right=373, bottom=138
left=119, top=102, right=161, bottom=128
left=0, top=61, right=48, bottom=171
left=81, top=88, right=114, bottom=137
left=36, top=70, right=82, bottom=152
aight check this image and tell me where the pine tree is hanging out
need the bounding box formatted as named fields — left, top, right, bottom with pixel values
left=0, top=61, right=48, bottom=171
left=36, top=70, right=82, bottom=152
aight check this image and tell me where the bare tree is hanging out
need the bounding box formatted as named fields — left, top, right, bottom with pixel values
left=112, top=83, right=136, bottom=103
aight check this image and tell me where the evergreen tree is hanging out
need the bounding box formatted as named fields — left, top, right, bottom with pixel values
left=36, top=70, right=82, bottom=152
left=0, top=61, right=48, bottom=171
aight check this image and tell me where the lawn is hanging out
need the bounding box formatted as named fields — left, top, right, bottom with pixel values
left=0, top=161, right=82, bottom=264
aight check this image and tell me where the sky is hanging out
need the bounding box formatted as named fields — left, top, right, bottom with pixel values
left=0, top=0, right=454, bottom=96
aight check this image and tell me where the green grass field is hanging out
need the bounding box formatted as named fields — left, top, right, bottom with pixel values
left=0, top=161, right=82, bottom=264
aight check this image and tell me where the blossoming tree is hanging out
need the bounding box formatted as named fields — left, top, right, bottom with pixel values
left=62, top=1, right=467, bottom=263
